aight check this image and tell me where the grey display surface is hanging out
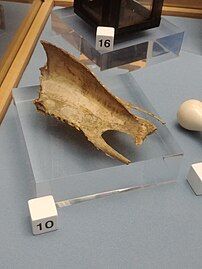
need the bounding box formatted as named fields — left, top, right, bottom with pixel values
left=0, top=12, right=202, bottom=268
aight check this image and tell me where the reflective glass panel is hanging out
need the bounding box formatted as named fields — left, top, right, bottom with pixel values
left=119, top=0, right=153, bottom=28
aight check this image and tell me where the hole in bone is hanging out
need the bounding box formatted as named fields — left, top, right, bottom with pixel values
left=102, top=130, right=136, bottom=160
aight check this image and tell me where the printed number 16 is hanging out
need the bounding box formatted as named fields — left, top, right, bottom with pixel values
left=99, top=39, right=111, bottom=48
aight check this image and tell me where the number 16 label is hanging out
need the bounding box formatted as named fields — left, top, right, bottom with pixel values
left=96, top=26, right=115, bottom=52
left=99, top=39, right=111, bottom=48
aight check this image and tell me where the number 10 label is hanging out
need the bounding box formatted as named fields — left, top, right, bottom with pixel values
left=96, top=26, right=115, bottom=52
left=28, top=195, right=58, bottom=235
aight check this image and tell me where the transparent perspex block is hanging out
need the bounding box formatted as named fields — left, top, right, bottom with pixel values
left=51, top=7, right=184, bottom=71
left=13, top=71, right=183, bottom=202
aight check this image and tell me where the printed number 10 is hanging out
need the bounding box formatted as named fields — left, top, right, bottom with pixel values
left=37, top=220, right=54, bottom=230
left=99, top=39, right=111, bottom=48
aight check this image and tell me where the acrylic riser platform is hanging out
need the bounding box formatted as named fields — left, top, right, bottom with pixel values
left=51, top=7, right=184, bottom=71
left=13, top=74, right=183, bottom=202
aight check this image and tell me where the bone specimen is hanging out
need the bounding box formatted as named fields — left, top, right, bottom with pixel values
left=34, top=41, right=157, bottom=164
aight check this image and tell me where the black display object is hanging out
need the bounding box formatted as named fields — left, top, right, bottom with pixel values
left=74, top=0, right=164, bottom=36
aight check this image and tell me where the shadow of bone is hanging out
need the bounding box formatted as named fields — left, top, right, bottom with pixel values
left=102, top=130, right=137, bottom=162
left=34, top=113, right=121, bottom=166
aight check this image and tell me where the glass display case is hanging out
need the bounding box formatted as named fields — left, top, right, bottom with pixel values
left=74, top=0, right=164, bottom=35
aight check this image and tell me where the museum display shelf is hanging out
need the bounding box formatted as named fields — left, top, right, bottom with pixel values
left=51, top=7, right=184, bottom=70
left=13, top=70, right=183, bottom=202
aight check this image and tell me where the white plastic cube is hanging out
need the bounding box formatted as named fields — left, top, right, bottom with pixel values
left=187, top=163, right=202, bottom=195
left=96, top=26, right=115, bottom=52
left=28, top=195, right=58, bottom=235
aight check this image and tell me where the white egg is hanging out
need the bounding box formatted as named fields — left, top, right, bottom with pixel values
left=177, top=99, right=202, bottom=131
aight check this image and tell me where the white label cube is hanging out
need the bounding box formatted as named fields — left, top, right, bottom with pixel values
left=187, top=163, right=202, bottom=195
left=96, top=26, right=115, bottom=52
left=28, top=195, right=58, bottom=235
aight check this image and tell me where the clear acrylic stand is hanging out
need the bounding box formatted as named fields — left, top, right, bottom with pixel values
left=13, top=72, right=183, bottom=202
left=52, top=7, right=184, bottom=71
